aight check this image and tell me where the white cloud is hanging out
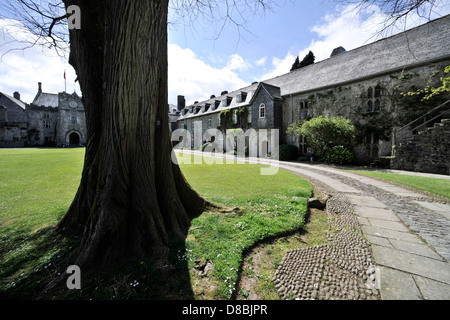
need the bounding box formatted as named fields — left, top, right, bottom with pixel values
left=260, top=53, right=296, bottom=81
left=168, top=44, right=248, bottom=105
left=255, top=56, right=267, bottom=66
left=226, top=53, right=251, bottom=71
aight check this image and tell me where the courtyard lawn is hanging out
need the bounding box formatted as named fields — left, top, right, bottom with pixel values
left=0, top=148, right=311, bottom=299
left=0, top=148, right=84, bottom=232
left=346, top=169, right=450, bottom=199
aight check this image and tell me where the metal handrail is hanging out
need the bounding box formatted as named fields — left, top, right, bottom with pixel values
left=397, top=99, right=450, bottom=133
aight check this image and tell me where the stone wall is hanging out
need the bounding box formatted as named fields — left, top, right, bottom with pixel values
left=0, top=123, right=28, bottom=147
left=391, top=119, right=450, bottom=175
left=26, top=105, right=58, bottom=146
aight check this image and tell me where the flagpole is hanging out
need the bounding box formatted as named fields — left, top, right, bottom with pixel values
left=64, top=69, right=67, bottom=92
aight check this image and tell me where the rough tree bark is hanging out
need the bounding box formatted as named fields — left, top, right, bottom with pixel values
left=56, top=0, right=210, bottom=271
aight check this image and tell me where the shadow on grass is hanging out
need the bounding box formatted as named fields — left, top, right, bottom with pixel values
left=0, top=225, right=195, bottom=300
left=0, top=225, right=76, bottom=299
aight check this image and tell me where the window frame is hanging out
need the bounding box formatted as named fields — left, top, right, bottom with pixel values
left=259, top=103, right=266, bottom=119
left=367, top=85, right=382, bottom=113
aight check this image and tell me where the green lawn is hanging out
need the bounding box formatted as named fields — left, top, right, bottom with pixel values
left=346, top=170, right=450, bottom=199
left=0, top=148, right=84, bottom=232
left=0, top=148, right=311, bottom=299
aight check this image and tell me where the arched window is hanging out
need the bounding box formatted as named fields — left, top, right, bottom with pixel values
left=299, top=99, right=308, bottom=120
left=374, top=99, right=381, bottom=112
left=374, top=85, right=381, bottom=98
left=259, top=103, right=265, bottom=118
left=367, top=85, right=382, bottom=112
left=368, top=87, right=373, bottom=99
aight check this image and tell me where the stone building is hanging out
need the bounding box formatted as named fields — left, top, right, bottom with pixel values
left=0, top=82, right=86, bottom=147
left=174, top=15, right=450, bottom=170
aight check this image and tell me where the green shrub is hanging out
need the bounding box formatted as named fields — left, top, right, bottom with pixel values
left=324, top=145, right=354, bottom=165
left=278, top=144, right=299, bottom=161
left=288, top=116, right=355, bottom=161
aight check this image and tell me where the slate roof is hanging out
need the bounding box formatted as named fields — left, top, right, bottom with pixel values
left=0, top=92, right=26, bottom=109
left=177, top=15, right=450, bottom=121
left=177, top=82, right=261, bottom=120
left=32, top=91, right=59, bottom=107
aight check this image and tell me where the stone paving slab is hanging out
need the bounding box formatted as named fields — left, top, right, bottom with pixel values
left=388, top=238, right=444, bottom=261
left=361, top=225, right=423, bottom=244
left=379, top=267, right=422, bottom=300
left=346, top=195, right=388, bottom=208
left=354, top=207, right=401, bottom=221
left=368, top=218, right=409, bottom=232
left=365, top=234, right=394, bottom=248
left=372, top=245, right=450, bottom=284
left=413, top=275, right=450, bottom=300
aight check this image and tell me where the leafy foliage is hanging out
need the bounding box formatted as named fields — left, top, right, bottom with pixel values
left=400, top=65, right=450, bottom=101
left=290, top=56, right=300, bottom=71
left=324, top=145, right=354, bottom=165
left=288, top=116, right=355, bottom=162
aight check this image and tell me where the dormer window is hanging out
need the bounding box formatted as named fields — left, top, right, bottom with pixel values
left=222, top=96, right=232, bottom=107
left=236, top=92, right=247, bottom=103
left=204, top=103, right=210, bottom=112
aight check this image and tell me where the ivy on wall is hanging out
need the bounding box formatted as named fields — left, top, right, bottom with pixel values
left=219, top=106, right=250, bottom=131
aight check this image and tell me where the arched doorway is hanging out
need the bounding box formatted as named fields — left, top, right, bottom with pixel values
left=69, top=132, right=80, bottom=145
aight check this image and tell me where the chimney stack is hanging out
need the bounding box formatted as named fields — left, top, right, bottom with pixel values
left=13, top=91, right=20, bottom=101
left=330, top=46, right=346, bottom=57
left=177, top=95, right=185, bottom=111
left=38, top=82, right=42, bottom=93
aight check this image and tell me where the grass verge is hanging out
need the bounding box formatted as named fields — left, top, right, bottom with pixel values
left=345, top=169, right=450, bottom=199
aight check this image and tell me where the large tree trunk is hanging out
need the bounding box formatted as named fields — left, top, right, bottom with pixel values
left=57, top=0, right=210, bottom=271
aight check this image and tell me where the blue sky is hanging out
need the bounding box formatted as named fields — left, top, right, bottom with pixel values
left=0, top=0, right=449, bottom=106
